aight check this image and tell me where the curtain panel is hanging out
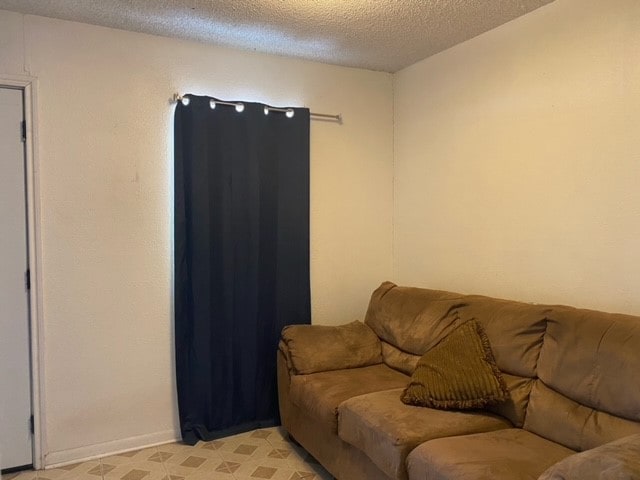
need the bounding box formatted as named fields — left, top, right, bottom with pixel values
left=174, top=95, right=311, bottom=444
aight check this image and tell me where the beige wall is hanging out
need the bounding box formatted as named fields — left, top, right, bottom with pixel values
left=4, top=0, right=639, bottom=467
left=0, top=11, right=394, bottom=465
left=394, top=0, right=640, bottom=314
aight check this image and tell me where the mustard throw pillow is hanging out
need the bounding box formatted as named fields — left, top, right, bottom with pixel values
left=401, top=320, right=508, bottom=409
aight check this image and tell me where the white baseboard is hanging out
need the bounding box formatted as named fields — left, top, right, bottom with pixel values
left=44, top=430, right=181, bottom=469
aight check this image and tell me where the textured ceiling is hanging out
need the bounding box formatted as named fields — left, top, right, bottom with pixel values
left=0, top=0, right=555, bottom=72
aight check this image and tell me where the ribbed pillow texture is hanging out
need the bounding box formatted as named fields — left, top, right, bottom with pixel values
left=401, top=320, right=509, bottom=409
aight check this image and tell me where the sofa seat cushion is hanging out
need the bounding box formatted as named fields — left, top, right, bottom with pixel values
left=406, top=429, right=575, bottom=480
left=338, top=388, right=512, bottom=480
left=538, top=433, right=640, bottom=480
left=289, top=364, right=408, bottom=432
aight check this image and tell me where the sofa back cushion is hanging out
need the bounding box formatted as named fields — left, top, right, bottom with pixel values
left=538, top=434, right=640, bottom=480
left=486, top=374, right=535, bottom=428
left=524, top=306, right=640, bottom=449
left=537, top=306, right=640, bottom=422
left=365, top=283, right=548, bottom=377
left=364, top=282, right=467, bottom=355
left=524, top=381, right=640, bottom=452
left=380, top=341, right=420, bottom=376
left=365, top=282, right=640, bottom=445
left=457, top=296, right=549, bottom=378
left=364, top=282, right=548, bottom=427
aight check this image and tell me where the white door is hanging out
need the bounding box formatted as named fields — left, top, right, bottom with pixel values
left=0, top=87, right=33, bottom=470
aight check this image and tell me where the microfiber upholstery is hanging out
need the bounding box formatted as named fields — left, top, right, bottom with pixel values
left=487, top=373, right=535, bottom=428
left=538, top=434, right=640, bottom=480
left=289, top=363, right=408, bottom=432
left=278, top=282, right=640, bottom=480
left=523, top=381, right=640, bottom=452
left=401, top=320, right=509, bottom=409
left=525, top=306, right=640, bottom=451
left=364, top=283, right=548, bottom=427
left=338, top=388, right=511, bottom=480
left=380, top=341, right=420, bottom=375
left=407, top=429, right=575, bottom=480
left=281, top=320, right=382, bottom=374
left=537, top=306, right=640, bottom=421
left=458, top=296, right=550, bottom=379
left=364, top=282, right=468, bottom=355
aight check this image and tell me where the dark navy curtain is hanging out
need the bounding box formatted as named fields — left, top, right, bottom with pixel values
left=174, top=95, right=311, bottom=444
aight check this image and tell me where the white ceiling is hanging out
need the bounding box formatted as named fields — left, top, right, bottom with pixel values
left=0, top=0, right=555, bottom=72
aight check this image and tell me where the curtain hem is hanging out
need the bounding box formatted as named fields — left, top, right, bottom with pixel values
left=181, top=418, right=281, bottom=445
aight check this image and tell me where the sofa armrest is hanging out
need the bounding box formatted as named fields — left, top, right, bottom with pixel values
left=538, top=434, right=640, bottom=480
left=278, top=339, right=295, bottom=374
left=280, top=320, right=382, bottom=374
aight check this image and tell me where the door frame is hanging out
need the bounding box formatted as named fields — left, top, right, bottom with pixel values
left=0, top=74, right=45, bottom=470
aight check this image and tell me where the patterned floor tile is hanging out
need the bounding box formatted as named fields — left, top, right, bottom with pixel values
left=100, top=448, right=159, bottom=467
left=163, top=446, right=220, bottom=463
left=234, top=444, right=259, bottom=456
left=250, top=466, right=277, bottom=479
left=162, top=451, right=220, bottom=478
left=22, top=427, right=333, bottom=480
left=115, top=453, right=138, bottom=459
left=36, top=461, right=102, bottom=480
left=232, top=461, right=293, bottom=480
left=107, top=460, right=164, bottom=474
left=120, top=470, right=149, bottom=480
left=284, top=460, right=332, bottom=480
left=214, top=461, right=240, bottom=474
left=102, top=462, right=166, bottom=480
left=42, top=476, right=102, bottom=480
left=179, top=457, right=207, bottom=469
left=4, top=471, right=36, bottom=480
left=146, top=453, right=172, bottom=464
left=34, top=472, right=59, bottom=480
left=197, top=440, right=224, bottom=451
left=34, top=474, right=56, bottom=480
left=250, top=453, right=295, bottom=471
left=289, top=473, right=316, bottom=480
left=266, top=429, right=288, bottom=443
left=267, top=449, right=291, bottom=460
left=152, top=444, right=193, bottom=456
left=95, top=465, right=115, bottom=477
left=267, top=440, right=305, bottom=459
left=217, top=442, right=274, bottom=465
left=218, top=435, right=271, bottom=452
left=174, top=468, right=234, bottom=480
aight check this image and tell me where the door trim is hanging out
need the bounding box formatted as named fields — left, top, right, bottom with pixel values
left=0, top=74, right=45, bottom=470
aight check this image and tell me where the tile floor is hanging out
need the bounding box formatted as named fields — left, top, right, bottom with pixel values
left=2, top=427, right=333, bottom=480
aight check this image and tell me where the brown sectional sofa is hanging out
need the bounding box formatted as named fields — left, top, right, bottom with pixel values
left=277, top=282, right=640, bottom=480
